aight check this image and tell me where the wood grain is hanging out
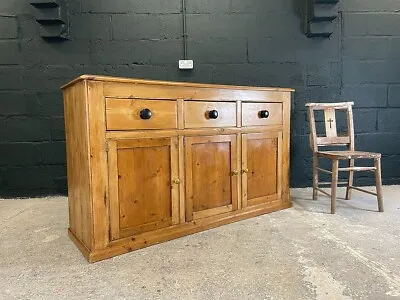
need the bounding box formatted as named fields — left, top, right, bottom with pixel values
left=170, top=137, right=180, bottom=225
left=68, top=229, right=91, bottom=261
left=109, top=138, right=177, bottom=239
left=316, top=136, right=350, bottom=146
left=375, top=159, right=384, bottom=212
left=307, top=101, right=384, bottom=214
left=347, top=105, right=355, bottom=151
left=107, top=140, right=119, bottom=240
left=63, top=80, right=92, bottom=249
left=346, top=104, right=355, bottom=200
left=184, top=101, right=236, bottom=128
left=62, top=74, right=294, bottom=92
left=106, top=98, right=177, bottom=130
left=178, top=136, right=185, bottom=223
left=236, top=133, right=242, bottom=210
left=185, top=135, right=237, bottom=220
left=331, top=159, right=339, bottom=214
left=247, top=138, right=277, bottom=199
left=317, top=150, right=380, bottom=160
left=193, top=205, right=233, bottom=220
left=312, top=154, right=319, bottom=200
left=324, top=108, right=337, bottom=138
left=177, top=99, right=184, bottom=130
left=243, top=132, right=282, bottom=207
left=87, top=81, right=109, bottom=250
left=242, top=102, right=282, bottom=127
left=236, top=100, right=242, bottom=128
left=90, top=201, right=292, bottom=263
left=282, top=93, right=291, bottom=202
left=102, top=82, right=289, bottom=102
left=106, top=125, right=285, bottom=139
left=192, top=141, right=231, bottom=211
left=305, top=102, right=354, bottom=110
left=63, top=75, right=293, bottom=262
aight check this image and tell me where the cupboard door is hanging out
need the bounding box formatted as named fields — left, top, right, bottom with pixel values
left=185, top=135, right=239, bottom=221
left=108, top=137, right=180, bottom=240
left=242, top=131, right=282, bottom=208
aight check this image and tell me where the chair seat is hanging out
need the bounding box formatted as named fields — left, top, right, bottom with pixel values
left=317, top=150, right=381, bottom=160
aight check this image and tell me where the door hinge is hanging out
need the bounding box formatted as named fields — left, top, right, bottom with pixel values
left=105, top=142, right=109, bottom=152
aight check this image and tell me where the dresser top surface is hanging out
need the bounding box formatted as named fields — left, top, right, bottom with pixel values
left=61, top=74, right=295, bottom=92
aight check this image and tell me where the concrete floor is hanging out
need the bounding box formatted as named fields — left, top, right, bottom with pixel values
left=1, top=186, right=400, bottom=300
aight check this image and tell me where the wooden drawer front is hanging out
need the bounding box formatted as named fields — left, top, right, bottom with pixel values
left=184, top=101, right=236, bottom=128
left=242, top=102, right=282, bottom=127
left=106, top=98, right=177, bottom=130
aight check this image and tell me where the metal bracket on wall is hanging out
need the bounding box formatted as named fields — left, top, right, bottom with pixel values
left=302, top=0, right=339, bottom=38
left=30, top=0, right=69, bottom=41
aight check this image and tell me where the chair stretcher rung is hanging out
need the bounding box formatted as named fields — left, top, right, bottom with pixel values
left=317, top=167, right=376, bottom=174
left=349, top=186, right=378, bottom=196
left=317, top=167, right=332, bottom=174
left=318, top=143, right=349, bottom=147
left=338, top=167, right=376, bottom=172
left=319, top=181, right=348, bottom=186
left=315, top=187, right=331, bottom=197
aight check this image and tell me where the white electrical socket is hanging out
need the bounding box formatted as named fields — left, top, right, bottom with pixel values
left=179, top=60, right=194, bottom=70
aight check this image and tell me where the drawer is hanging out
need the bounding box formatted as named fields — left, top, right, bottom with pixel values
left=106, top=98, right=177, bottom=130
left=242, top=102, right=282, bottom=127
left=184, top=101, right=236, bottom=128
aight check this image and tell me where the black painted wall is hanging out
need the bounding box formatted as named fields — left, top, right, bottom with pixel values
left=1, top=0, right=400, bottom=197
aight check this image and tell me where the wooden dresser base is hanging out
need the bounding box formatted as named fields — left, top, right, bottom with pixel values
left=69, top=200, right=291, bottom=263
left=62, top=75, right=293, bottom=262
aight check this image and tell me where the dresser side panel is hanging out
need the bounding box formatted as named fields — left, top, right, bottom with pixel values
left=86, top=81, right=109, bottom=250
left=63, top=80, right=93, bottom=250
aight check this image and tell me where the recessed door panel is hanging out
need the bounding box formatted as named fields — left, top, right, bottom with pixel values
left=185, top=134, right=239, bottom=221
left=108, top=137, right=179, bottom=240
left=242, top=131, right=282, bottom=207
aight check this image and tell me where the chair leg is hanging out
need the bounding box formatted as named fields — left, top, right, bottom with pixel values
left=346, top=158, right=354, bottom=200
left=312, top=154, right=319, bottom=200
left=374, top=157, right=384, bottom=212
left=331, top=159, right=339, bottom=214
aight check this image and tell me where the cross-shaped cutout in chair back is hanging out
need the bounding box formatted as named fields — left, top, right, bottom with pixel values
left=305, top=102, right=355, bottom=153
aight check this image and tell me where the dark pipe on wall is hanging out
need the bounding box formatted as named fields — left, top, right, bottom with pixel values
left=182, top=0, right=188, bottom=59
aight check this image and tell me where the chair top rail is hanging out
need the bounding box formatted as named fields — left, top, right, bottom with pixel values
left=316, top=136, right=351, bottom=146
left=305, top=102, right=354, bottom=110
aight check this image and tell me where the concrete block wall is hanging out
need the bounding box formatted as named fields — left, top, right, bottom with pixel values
left=343, top=1, right=400, bottom=186
left=0, top=0, right=399, bottom=196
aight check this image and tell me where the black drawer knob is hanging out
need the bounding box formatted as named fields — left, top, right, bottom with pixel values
left=208, top=110, right=219, bottom=119
left=139, top=108, right=152, bottom=120
left=259, top=110, right=269, bottom=119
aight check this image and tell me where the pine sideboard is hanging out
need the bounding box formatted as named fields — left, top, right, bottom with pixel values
left=61, top=75, right=294, bottom=262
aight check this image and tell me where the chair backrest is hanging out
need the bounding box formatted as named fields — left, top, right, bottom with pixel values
left=305, top=102, right=355, bottom=153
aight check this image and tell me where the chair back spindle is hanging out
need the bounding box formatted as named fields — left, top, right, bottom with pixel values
left=324, top=108, right=337, bottom=138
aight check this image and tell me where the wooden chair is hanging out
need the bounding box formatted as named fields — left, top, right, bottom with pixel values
left=305, top=102, right=384, bottom=214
